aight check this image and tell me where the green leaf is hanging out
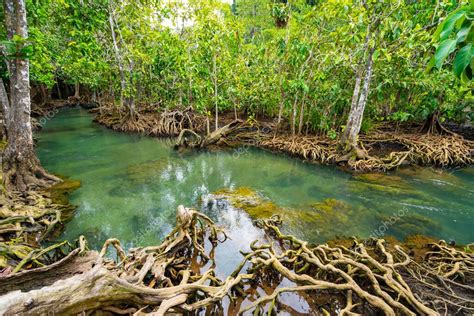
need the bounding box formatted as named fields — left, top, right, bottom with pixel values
left=434, top=6, right=468, bottom=41
left=456, top=23, right=471, bottom=43
left=434, top=39, right=457, bottom=69
left=453, top=44, right=472, bottom=77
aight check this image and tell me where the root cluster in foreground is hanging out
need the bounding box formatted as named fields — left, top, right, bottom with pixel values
left=1, top=207, right=473, bottom=315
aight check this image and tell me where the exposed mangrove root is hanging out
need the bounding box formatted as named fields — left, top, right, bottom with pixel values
left=0, top=180, right=79, bottom=276
left=361, top=133, right=473, bottom=170
left=94, top=105, right=472, bottom=171
left=95, top=106, right=206, bottom=137
left=259, top=133, right=473, bottom=171
left=235, top=216, right=474, bottom=315
left=0, top=190, right=73, bottom=245
left=420, top=112, right=458, bottom=136
left=2, top=155, right=62, bottom=193
left=175, top=119, right=246, bottom=148
left=1, top=207, right=473, bottom=315
left=0, top=206, right=240, bottom=315
left=259, top=135, right=338, bottom=164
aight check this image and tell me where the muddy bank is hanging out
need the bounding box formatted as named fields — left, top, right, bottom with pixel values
left=94, top=106, right=473, bottom=172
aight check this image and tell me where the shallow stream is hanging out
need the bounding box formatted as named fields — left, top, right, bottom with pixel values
left=37, top=107, right=474, bottom=279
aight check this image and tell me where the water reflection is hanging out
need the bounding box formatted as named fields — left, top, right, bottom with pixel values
left=36, top=107, right=474, bottom=258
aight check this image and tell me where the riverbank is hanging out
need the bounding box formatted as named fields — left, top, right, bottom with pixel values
left=94, top=106, right=473, bottom=172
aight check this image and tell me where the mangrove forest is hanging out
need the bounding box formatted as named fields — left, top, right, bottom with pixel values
left=0, top=0, right=473, bottom=315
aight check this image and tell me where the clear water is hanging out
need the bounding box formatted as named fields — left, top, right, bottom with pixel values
left=37, top=107, right=474, bottom=275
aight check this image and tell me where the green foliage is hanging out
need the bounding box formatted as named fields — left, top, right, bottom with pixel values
left=431, top=3, right=473, bottom=82
left=0, top=0, right=470, bottom=129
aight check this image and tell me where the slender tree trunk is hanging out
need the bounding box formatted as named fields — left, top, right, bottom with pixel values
left=187, top=47, right=193, bottom=105
left=341, top=47, right=375, bottom=151
left=213, top=53, right=218, bottom=131
left=1, top=0, right=60, bottom=192
left=108, top=1, right=125, bottom=108
left=74, top=82, right=80, bottom=99
left=277, top=26, right=290, bottom=124
left=297, top=93, right=306, bottom=135
left=39, top=84, right=49, bottom=105
left=234, top=98, right=238, bottom=120
left=277, top=80, right=285, bottom=124
left=290, top=93, right=298, bottom=137
left=126, top=60, right=135, bottom=120
left=55, top=81, right=62, bottom=100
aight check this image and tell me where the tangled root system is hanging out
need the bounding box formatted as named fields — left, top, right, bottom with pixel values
left=95, top=106, right=472, bottom=171
left=1, top=208, right=473, bottom=315
left=95, top=106, right=206, bottom=137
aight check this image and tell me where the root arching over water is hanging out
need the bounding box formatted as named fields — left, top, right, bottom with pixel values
left=1, top=207, right=473, bottom=315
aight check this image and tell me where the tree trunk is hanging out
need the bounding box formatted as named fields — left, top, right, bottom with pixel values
left=290, top=93, right=298, bottom=137
left=277, top=82, right=285, bottom=124
left=213, top=53, right=218, bottom=131
left=55, top=79, right=62, bottom=100
left=341, top=46, right=375, bottom=152
left=38, top=84, right=49, bottom=105
left=108, top=1, right=125, bottom=108
left=1, top=0, right=60, bottom=192
left=74, top=82, right=80, bottom=99
left=297, top=94, right=306, bottom=135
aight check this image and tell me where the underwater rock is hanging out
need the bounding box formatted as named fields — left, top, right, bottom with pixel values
left=207, top=187, right=282, bottom=219
left=206, top=187, right=373, bottom=243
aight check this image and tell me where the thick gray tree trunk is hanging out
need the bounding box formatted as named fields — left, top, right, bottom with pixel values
left=1, top=0, right=60, bottom=191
